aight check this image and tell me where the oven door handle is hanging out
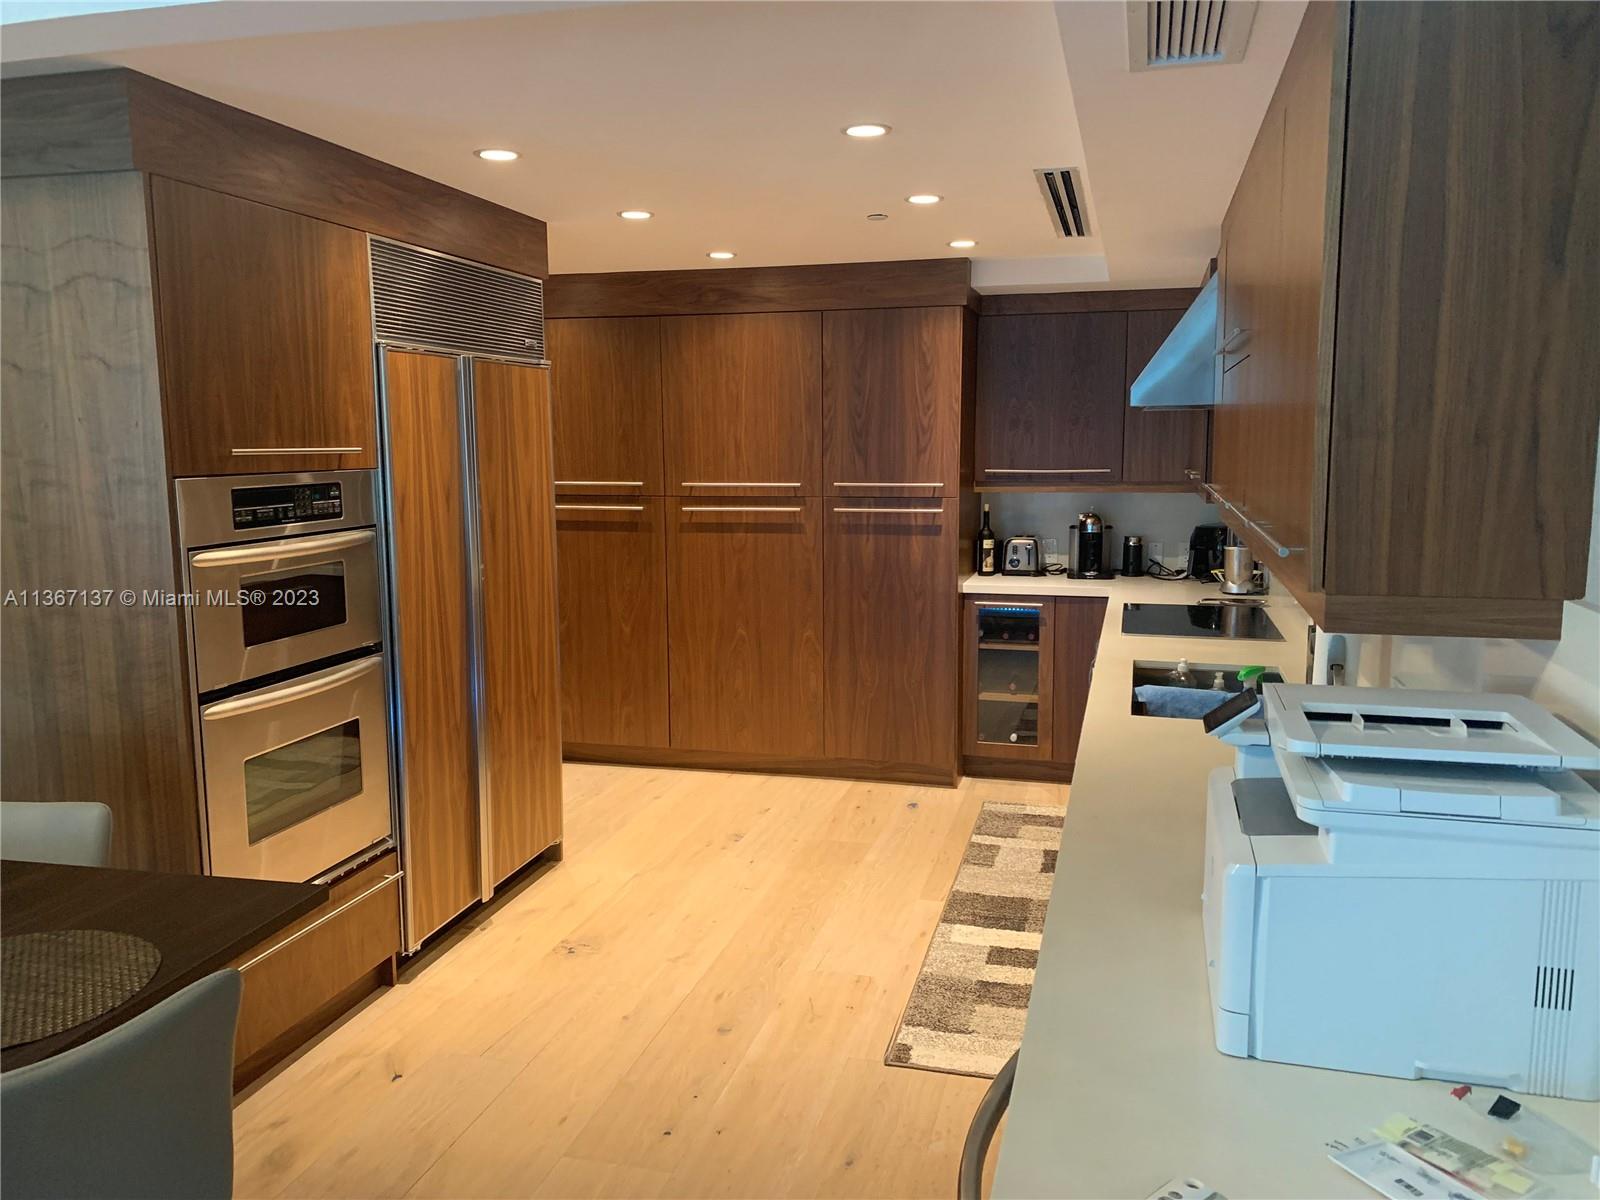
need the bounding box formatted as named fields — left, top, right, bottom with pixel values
left=201, top=656, right=381, bottom=721
left=189, top=528, right=375, bottom=568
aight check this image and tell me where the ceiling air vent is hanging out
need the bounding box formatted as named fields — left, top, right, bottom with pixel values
left=1126, top=0, right=1257, bottom=71
left=1035, top=168, right=1090, bottom=239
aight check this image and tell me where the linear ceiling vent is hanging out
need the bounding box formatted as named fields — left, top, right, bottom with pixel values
left=370, top=237, right=545, bottom=360
left=1035, top=168, right=1090, bottom=238
left=1125, top=0, right=1257, bottom=71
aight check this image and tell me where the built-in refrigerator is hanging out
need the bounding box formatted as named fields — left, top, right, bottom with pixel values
left=370, top=238, right=563, bottom=951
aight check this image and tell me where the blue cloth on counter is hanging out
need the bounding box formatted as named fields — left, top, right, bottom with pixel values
left=1134, top=684, right=1236, bottom=719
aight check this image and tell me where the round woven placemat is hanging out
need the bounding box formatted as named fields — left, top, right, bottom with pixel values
left=1, top=929, right=162, bottom=1049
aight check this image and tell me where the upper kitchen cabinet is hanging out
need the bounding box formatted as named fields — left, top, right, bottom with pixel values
left=149, top=177, right=377, bottom=476
left=1208, top=1, right=1600, bottom=637
left=661, top=312, right=822, bottom=496
left=976, top=311, right=1127, bottom=487
left=548, top=317, right=665, bottom=495
left=823, top=307, right=966, bottom=497
left=1123, top=308, right=1209, bottom=484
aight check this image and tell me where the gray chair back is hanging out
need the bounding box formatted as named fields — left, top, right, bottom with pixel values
left=0, top=801, right=113, bottom=867
left=0, top=969, right=242, bottom=1199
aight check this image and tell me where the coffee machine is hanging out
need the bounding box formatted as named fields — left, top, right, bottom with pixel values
left=1187, top=523, right=1228, bottom=581
left=1069, top=511, right=1115, bottom=579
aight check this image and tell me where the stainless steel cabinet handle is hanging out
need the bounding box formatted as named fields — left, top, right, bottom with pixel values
left=681, top=481, right=802, bottom=488
left=982, top=467, right=1112, bottom=475
left=189, top=528, right=374, bottom=568
left=201, top=656, right=381, bottom=720
left=1215, top=328, right=1250, bottom=355
left=831, top=481, right=946, bottom=488
left=1197, top=481, right=1301, bottom=558
left=975, top=601, right=1043, bottom=610
left=681, top=505, right=803, bottom=513
left=555, top=504, right=647, bottom=512
left=231, top=447, right=363, bottom=456
left=832, top=507, right=944, bottom=514
left=554, top=480, right=645, bottom=488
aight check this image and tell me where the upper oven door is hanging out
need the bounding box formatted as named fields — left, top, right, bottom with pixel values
left=188, top=528, right=382, bottom=693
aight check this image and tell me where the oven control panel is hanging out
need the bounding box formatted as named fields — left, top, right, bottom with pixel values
left=231, top=482, right=344, bottom=531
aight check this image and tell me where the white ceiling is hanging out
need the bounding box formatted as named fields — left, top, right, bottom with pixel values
left=4, top=0, right=1305, bottom=289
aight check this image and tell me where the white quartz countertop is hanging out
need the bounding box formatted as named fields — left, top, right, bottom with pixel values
left=974, top=574, right=1600, bottom=1199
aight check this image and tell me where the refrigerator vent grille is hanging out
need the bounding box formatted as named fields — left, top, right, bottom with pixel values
left=1035, top=168, right=1090, bottom=238
left=1127, top=1, right=1258, bottom=71
left=370, top=238, right=544, bottom=359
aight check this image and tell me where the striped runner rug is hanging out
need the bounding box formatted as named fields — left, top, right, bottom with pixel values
left=884, top=797, right=1065, bottom=1078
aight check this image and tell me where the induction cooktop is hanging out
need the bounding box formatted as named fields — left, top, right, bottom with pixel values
left=1121, top=601, right=1284, bottom=642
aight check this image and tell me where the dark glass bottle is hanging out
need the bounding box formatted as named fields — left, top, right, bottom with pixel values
left=976, top=503, right=998, bottom=575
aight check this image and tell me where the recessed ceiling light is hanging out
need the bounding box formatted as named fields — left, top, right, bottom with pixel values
left=867, top=213, right=889, bottom=221
left=618, top=210, right=653, bottom=220
left=475, top=148, right=519, bottom=162
left=949, top=239, right=977, bottom=249
left=906, top=194, right=942, bottom=205
left=707, top=250, right=736, bottom=260
left=843, top=123, right=891, bottom=138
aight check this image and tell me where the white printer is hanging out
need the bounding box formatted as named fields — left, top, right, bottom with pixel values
left=1202, top=683, right=1600, bottom=1099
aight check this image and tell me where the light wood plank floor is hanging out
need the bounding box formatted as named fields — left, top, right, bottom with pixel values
left=233, top=764, right=1067, bottom=1199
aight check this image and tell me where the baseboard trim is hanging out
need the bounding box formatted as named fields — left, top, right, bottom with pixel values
left=564, top=742, right=959, bottom=788
left=961, top=756, right=1075, bottom=783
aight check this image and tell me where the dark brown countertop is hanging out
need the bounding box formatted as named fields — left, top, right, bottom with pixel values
left=1, top=859, right=325, bottom=1070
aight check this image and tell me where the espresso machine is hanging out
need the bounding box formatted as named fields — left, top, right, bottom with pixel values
left=1068, top=511, right=1115, bottom=579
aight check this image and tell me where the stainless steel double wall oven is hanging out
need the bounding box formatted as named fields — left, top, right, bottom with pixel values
left=177, top=470, right=393, bottom=883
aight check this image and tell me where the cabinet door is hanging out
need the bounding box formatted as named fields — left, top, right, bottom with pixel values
left=1123, top=309, right=1210, bottom=483
left=381, top=348, right=479, bottom=947
left=823, top=307, right=963, bottom=497
left=547, top=317, right=664, bottom=495
left=555, top=497, right=670, bottom=749
left=1051, top=596, right=1107, bottom=766
left=976, top=312, right=1127, bottom=486
left=662, top=312, right=821, bottom=496
left=473, top=360, right=563, bottom=885
left=666, top=498, right=823, bottom=756
left=963, top=598, right=1054, bottom=762
left=824, top=499, right=957, bottom=774
left=150, top=177, right=376, bottom=476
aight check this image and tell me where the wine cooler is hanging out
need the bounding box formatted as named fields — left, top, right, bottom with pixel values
left=964, top=599, right=1055, bottom=761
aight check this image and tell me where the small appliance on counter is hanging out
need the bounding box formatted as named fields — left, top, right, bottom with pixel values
left=1002, top=535, right=1042, bottom=576
left=1218, top=544, right=1261, bottom=594
left=1187, top=523, right=1228, bottom=581
left=1203, top=684, right=1600, bottom=1099
left=1069, top=511, right=1115, bottom=579
left=1120, top=535, right=1145, bottom=579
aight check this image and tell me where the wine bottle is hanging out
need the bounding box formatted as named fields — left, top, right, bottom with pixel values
left=976, top=503, right=998, bottom=575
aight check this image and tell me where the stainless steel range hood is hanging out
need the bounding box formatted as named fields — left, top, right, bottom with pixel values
left=1129, top=271, right=1216, bottom=409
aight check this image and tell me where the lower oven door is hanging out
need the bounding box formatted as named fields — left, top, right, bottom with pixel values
left=199, top=654, right=392, bottom=882
left=188, top=529, right=382, bottom=694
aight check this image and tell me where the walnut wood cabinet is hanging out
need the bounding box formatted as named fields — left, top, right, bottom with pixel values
left=666, top=498, right=825, bottom=758
left=662, top=312, right=822, bottom=496
left=976, top=312, right=1127, bottom=487
left=1208, top=1, right=1600, bottom=637
left=963, top=594, right=1106, bottom=779
left=229, top=850, right=400, bottom=1087
left=823, top=307, right=965, bottom=497
left=555, top=498, right=671, bottom=751
left=148, top=176, right=377, bottom=476
left=1123, top=309, right=1209, bottom=484
left=548, top=317, right=665, bottom=495
left=824, top=499, right=958, bottom=775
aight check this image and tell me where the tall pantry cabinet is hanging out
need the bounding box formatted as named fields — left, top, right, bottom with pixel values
left=546, top=263, right=973, bottom=784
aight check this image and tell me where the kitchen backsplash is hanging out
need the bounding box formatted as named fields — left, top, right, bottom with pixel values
left=984, top=491, right=1223, bottom=570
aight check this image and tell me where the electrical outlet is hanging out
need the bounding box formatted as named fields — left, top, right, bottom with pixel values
left=1042, top=538, right=1058, bottom=562
left=1148, top=540, right=1165, bottom=564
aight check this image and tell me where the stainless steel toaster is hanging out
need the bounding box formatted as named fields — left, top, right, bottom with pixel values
left=1001, top=535, right=1042, bottom=576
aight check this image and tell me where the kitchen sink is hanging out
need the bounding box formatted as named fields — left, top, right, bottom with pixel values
left=1130, top=660, right=1283, bottom=718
